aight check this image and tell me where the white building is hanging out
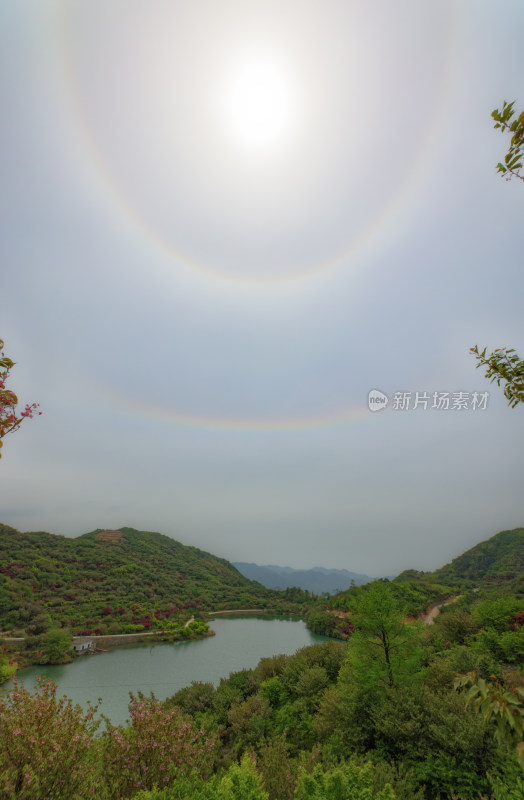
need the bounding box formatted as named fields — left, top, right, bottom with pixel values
left=71, top=638, right=94, bottom=654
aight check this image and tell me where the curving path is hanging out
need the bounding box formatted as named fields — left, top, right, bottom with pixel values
left=419, top=595, right=462, bottom=626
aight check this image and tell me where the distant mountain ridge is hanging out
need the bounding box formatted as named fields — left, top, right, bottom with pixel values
left=233, top=562, right=372, bottom=595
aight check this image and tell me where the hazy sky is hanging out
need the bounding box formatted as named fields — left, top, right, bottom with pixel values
left=1, top=0, right=523, bottom=576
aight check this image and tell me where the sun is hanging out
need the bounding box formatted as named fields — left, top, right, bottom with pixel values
left=223, top=55, right=296, bottom=150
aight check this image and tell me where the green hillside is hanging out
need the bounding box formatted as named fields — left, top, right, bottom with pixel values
left=0, top=525, right=303, bottom=636
left=308, top=527, right=524, bottom=638
left=433, top=527, right=524, bottom=585
left=391, top=527, right=523, bottom=594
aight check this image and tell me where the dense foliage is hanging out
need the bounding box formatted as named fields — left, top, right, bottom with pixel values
left=0, top=527, right=522, bottom=798
left=1, top=574, right=522, bottom=800
left=0, top=525, right=311, bottom=640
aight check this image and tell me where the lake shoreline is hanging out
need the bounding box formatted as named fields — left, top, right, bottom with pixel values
left=0, top=609, right=306, bottom=683
left=1, top=616, right=328, bottom=726
left=0, top=623, right=216, bottom=682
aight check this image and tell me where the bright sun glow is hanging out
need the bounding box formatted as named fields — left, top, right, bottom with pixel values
left=224, top=57, right=295, bottom=149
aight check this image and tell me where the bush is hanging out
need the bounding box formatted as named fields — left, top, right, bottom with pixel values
left=432, top=609, right=477, bottom=645
left=473, top=598, right=521, bottom=633
left=473, top=626, right=524, bottom=664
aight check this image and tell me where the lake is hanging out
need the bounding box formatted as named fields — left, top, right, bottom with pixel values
left=1, top=615, right=329, bottom=726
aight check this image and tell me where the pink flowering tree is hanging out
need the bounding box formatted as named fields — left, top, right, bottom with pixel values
left=0, top=339, right=41, bottom=458
left=0, top=678, right=100, bottom=799
left=100, top=692, right=219, bottom=799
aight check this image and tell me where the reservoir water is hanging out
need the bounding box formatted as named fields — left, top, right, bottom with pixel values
left=1, top=615, right=329, bottom=726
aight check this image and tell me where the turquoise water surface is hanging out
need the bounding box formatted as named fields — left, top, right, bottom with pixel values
left=2, top=615, right=328, bottom=725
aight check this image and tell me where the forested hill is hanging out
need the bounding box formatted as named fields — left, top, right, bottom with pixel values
left=0, top=525, right=304, bottom=636
left=393, top=527, right=524, bottom=593
left=432, top=527, right=524, bottom=585
left=317, top=527, right=523, bottom=634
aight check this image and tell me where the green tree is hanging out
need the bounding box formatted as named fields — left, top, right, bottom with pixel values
left=351, top=582, right=417, bottom=688
left=472, top=597, right=521, bottom=632
left=187, top=619, right=210, bottom=637
left=166, top=681, right=215, bottom=717
left=256, top=736, right=297, bottom=800
left=454, top=673, right=524, bottom=769
left=492, top=100, right=524, bottom=183
left=41, top=629, right=73, bottom=664
left=471, top=346, right=524, bottom=407
left=0, top=654, right=16, bottom=685
left=312, top=586, right=423, bottom=756
left=295, top=760, right=396, bottom=800
left=213, top=755, right=269, bottom=800
left=133, top=754, right=269, bottom=800
left=471, top=101, right=524, bottom=401
left=227, top=695, right=271, bottom=750
left=432, top=608, right=476, bottom=645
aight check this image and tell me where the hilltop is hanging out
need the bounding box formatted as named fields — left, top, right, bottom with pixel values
left=0, top=525, right=306, bottom=636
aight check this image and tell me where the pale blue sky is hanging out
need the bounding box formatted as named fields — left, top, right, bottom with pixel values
left=1, top=0, right=523, bottom=575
